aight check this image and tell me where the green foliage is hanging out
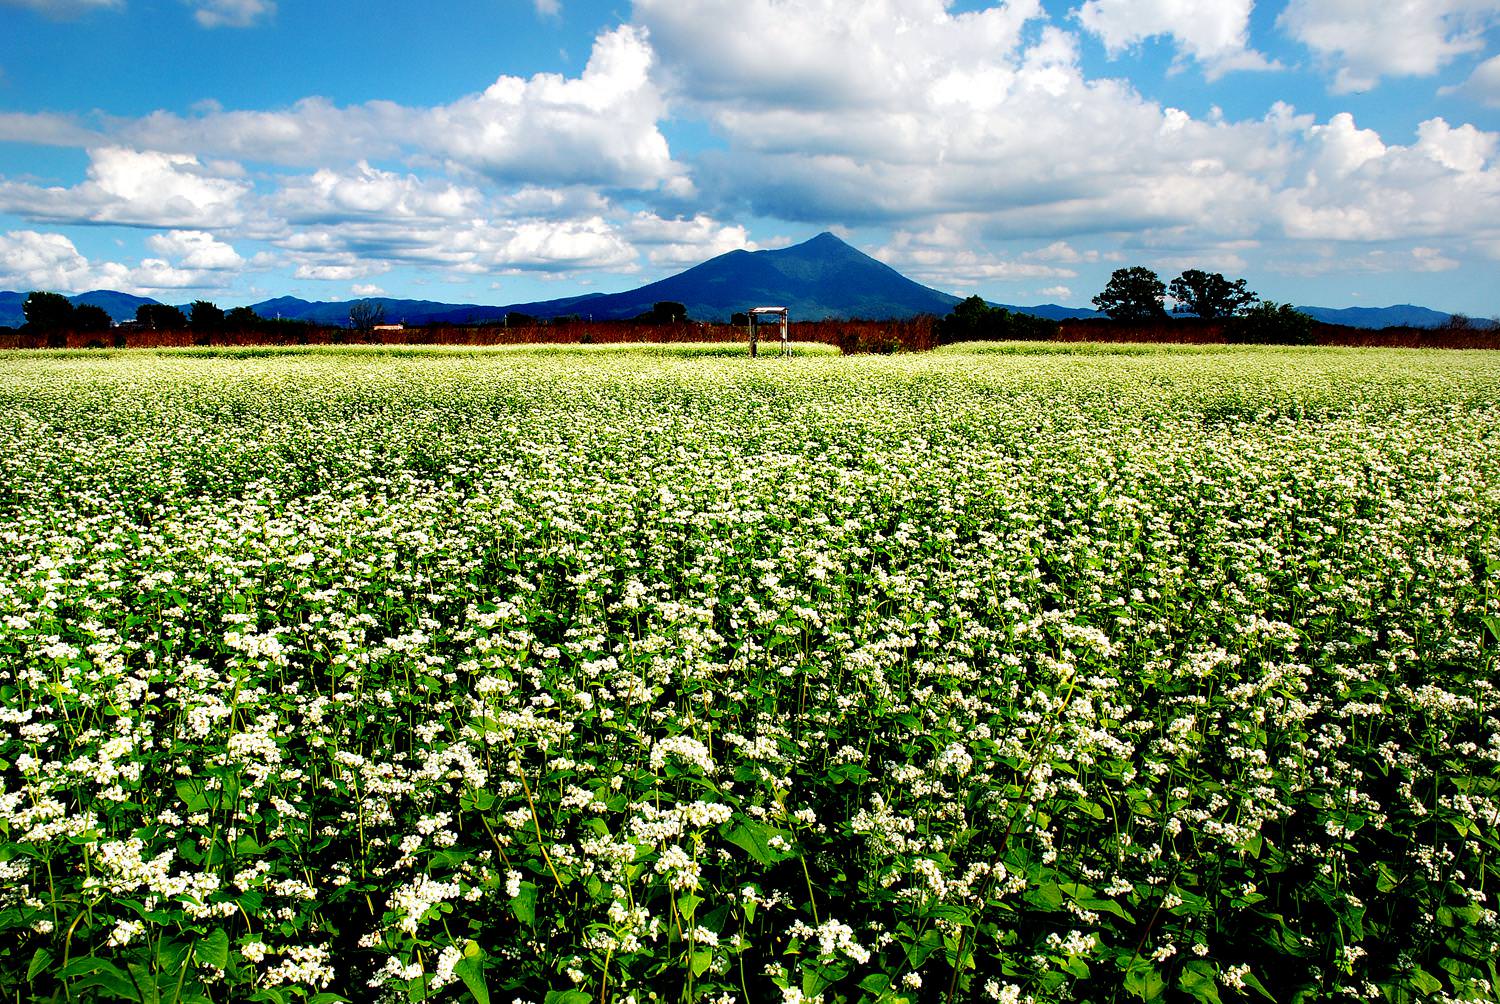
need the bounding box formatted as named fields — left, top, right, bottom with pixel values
left=136, top=302, right=189, bottom=329
left=936, top=295, right=1057, bottom=343
left=1169, top=269, right=1257, bottom=318
left=225, top=305, right=261, bottom=328
left=72, top=303, right=113, bottom=331
left=22, top=290, right=73, bottom=330
left=190, top=300, right=225, bottom=331
left=1227, top=300, right=1316, bottom=344
left=1093, top=267, right=1168, bottom=321
left=635, top=300, right=689, bottom=324
left=0, top=345, right=1496, bottom=1002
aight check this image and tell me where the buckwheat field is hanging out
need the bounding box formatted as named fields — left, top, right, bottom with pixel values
left=1, top=343, right=1498, bottom=1004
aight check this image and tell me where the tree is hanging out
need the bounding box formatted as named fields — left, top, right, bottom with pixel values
left=137, top=303, right=188, bottom=329
left=190, top=300, right=225, bottom=331
left=505, top=311, right=538, bottom=328
left=72, top=304, right=112, bottom=331
left=225, top=306, right=261, bottom=328
left=22, top=291, right=74, bottom=331
left=349, top=300, right=386, bottom=333
left=1226, top=301, right=1314, bottom=345
left=636, top=301, right=687, bottom=325
left=1169, top=269, right=1257, bottom=318
left=1092, top=267, right=1167, bottom=321
left=935, top=295, right=1057, bottom=343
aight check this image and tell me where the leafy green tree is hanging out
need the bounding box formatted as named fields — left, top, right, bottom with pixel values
left=225, top=306, right=261, bottom=328
left=72, top=304, right=112, bottom=331
left=936, top=295, right=1057, bottom=343
left=1226, top=301, right=1315, bottom=345
left=1169, top=269, right=1257, bottom=318
left=190, top=300, right=225, bottom=331
left=636, top=301, right=688, bottom=325
left=136, top=303, right=188, bottom=329
left=1092, top=267, right=1167, bottom=321
left=22, top=291, right=74, bottom=331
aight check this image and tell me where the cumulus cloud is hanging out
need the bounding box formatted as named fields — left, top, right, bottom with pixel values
left=623, top=212, right=755, bottom=267
left=187, top=0, right=274, bottom=28
left=272, top=163, right=481, bottom=225
left=1275, top=116, right=1500, bottom=243
left=1444, top=52, right=1500, bottom=106
left=1278, top=0, right=1500, bottom=93
left=534, top=0, right=560, bottom=17
left=877, top=225, right=1078, bottom=287
left=1075, top=0, right=1275, bottom=77
left=0, top=229, right=239, bottom=294
left=146, top=230, right=244, bottom=270
left=106, top=26, right=682, bottom=192
left=0, top=147, right=250, bottom=229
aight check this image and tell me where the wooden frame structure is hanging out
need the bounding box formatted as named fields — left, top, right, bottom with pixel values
left=746, top=306, right=789, bottom=357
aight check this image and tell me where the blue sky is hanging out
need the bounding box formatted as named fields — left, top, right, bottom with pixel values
left=0, top=0, right=1497, bottom=314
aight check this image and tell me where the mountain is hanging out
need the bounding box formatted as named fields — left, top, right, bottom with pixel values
left=0, top=289, right=161, bottom=327
left=993, top=302, right=1104, bottom=321
left=524, top=231, right=961, bottom=321
left=1293, top=304, right=1454, bottom=329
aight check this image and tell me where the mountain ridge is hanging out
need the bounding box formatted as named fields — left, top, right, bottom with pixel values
left=0, top=234, right=1471, bottom=329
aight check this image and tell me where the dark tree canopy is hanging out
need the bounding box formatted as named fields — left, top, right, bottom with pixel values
left=636, top=301, right=688, bottom=325
left=190, top=300, right=225, bottom=331
left=22, top=291, right=74, bottom=331
left=1169, top=270, right=1258, bottom=319
left=935, top=294, right=1057, bottom=343
left=136, top=303, right=188, bottom=329
left=71, top=304, right=112, bottom=331
left=1227, top=301, right=1315, bottom=345
left=225, top=306, right=261, bottom=327
left=1093, top=267, right=1168, bottom=321
left=505, top=311, right=539, bottom=328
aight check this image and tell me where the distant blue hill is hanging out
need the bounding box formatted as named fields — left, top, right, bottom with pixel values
left=0, top=244, right=1465, bottom=331
left=1292, top=304, right=1454, bottom=328
left=0, top=289, right=161, bottom=327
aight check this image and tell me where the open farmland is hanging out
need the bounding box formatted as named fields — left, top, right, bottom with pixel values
left=1, top=343, right=1498, bottom=1003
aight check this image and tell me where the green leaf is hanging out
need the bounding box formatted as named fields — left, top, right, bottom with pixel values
left=1241, top=970, right=1276, bottom=1001
left=691, top=948, right=713, bottom=978
left=1123, top=963, right=1166, bottom=1002
left=543, top=992, right=591, bottom=1004
left=512, top=881, right=538, bottom=926
left=858, top=974, right=891, bottom=994
left=1483, top=615, right=1500, bottom=643
left=724, top=821, right=796, bottom=866
left=1376, top=862, right=1401, bottom=893
left=677, top=893, right=703, bottom=923
left=195, top=928, right=229, bottom=971
left=27, top=946, right=53, bottom=982
left=308, top=996, right=351, bottom=1004
left=1410, top=967, right=1443, bottom=996
left=455, top=942, right=490, bottom=1004
left=1179, top=961, right=1222, bottom=1004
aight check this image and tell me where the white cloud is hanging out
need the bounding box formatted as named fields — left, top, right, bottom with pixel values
left=108, top=26, right=682, bottom=192
left=0, top=229, right=238, bottom=294
left=0, top=0, right=120, bottom=17
left=273, top=163, right=481, bottom=224
left=0, top=112, right=101, bottom=147
left=146, top=230, right=244, bottom=270
left=187, top=0, right=273, bottom=27
left=1444, top=52, right=1500, bottom=106
left=1074, top=0, right=1275, bottom=77
left=1278, top=0, right=1500, bottom=93
left=623, top=212, right=754, bottom=267
left=350, top=283, right=385, bottom=296
left=878, top=226, right=1078, bottom=287
left=1276, top=116, right=1500, bottom=243
left=534, top=0, right=560, bottom=17
left=0, top=147, right=250, bottom=229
